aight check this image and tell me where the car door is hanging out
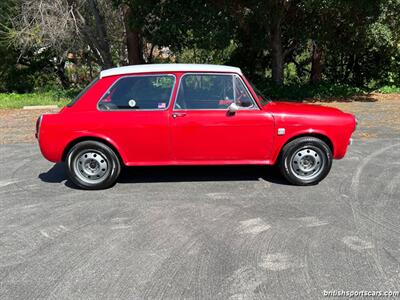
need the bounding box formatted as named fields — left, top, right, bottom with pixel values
left=170, top=73, right=275, bottom=164
left=97, top=74, right=175, bottom=165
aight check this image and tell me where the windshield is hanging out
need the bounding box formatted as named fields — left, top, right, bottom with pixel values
left=67, top=77, right=99, bottom=107
left=249, top=82, right=271, bottom=106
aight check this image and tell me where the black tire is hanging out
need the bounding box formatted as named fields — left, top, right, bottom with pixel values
left=279, top=137, right=332, bottom=185
left=66, top=141, right=121, bottom=189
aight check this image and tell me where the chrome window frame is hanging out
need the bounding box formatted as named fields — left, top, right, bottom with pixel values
left=233, top=75, right=259, bottom=109
left=97, top=74, right=176, bottom=112
left=173, top=73, right=259, bottom=111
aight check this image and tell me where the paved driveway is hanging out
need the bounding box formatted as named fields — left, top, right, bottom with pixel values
left=0, top=136, right=399, bottom=299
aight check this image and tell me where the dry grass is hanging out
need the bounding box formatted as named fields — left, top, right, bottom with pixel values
left=314, top=93, right=400, bottom=140
left=0, top=108, right=59, bottom=144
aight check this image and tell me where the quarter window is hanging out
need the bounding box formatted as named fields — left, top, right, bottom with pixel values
left=234, top=76, right=254, bottom=108
left=175, top=74, right=256, bottom=110
left=98, top=75, right=175, bottom=110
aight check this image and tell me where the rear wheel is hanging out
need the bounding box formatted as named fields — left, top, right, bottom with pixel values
left=279, top=137, right=332, bottom=185
left=66, top=141, right=121, bottom=189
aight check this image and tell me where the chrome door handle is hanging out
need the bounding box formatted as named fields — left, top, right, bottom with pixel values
left=172, top=112, right=186, bottom=118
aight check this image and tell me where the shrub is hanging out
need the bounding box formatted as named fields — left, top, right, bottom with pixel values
left=252, top=79, right=368, bottom=101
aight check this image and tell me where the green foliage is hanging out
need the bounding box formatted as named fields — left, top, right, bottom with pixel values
left=376, top=85, right=400, bottom=94
left=0, top=0, right=20, bottom=92
left=0, top=91, right=74, bottom=109
left=253, top=79, right=366, bottom=101
left=0, top=48, right=64, bottom=93
left=1, top=0, right=400, bottom=99
left=142, top=0, right=235, bottom=52
left=176, top=41, right=237, bottom=64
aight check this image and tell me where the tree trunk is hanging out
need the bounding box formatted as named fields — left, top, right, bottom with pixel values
left=148, top=43, right=155, bottom=63
left=310, top=41, right=323, bottom=84
left=123, top=5, right=143, bottom=65
left=87, top=0, right=113, bottom=68
left=352, top=55, right=364, bottom=87
left=126, top=29, right=143, bottom=65
left=55, top=60, right=70, bottom=89
left=271, top=20, right=284, bottom=85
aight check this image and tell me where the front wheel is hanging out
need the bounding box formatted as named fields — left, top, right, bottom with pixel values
left=66, top=141, right=121, bottom=189
left=279, top=137, right=332, bottom=185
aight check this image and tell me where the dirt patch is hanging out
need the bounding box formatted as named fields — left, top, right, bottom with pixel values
left=0, top=108, right=59, bottom=144
left=313, top=94, right=400, bottom=140
left=304, top=92, right=400, bottom=103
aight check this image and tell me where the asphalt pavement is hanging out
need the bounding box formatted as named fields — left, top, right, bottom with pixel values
left=0, top=137, right=399, bottom=299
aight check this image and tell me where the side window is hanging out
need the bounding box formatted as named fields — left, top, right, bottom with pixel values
left=234, top=76, right=255, bottom=108
left=175, top=74, right=234, bottom=109
left=98, top=75, right=174, bottom=110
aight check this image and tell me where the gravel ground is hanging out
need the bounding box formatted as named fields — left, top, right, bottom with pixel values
left=0, top=98, right=399, bottom=299
left=0, top=108, right=59, bottom=144
left=317, top=94, right=400, bottom=140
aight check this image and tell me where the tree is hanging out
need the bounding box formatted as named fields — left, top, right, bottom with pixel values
left=122, top=4, right=144, bottom=65
left=6, top=0, right=125, bottom=69
left=303, top=0, right=384, bottom=86
left=2, top=0, right=400, bottom=92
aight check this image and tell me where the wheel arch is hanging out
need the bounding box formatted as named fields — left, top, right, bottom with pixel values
left=62, top=136, right=126, bottom=165
left=284, top=133, right=333, bottom=153
left=274, top=132, right=334, bottom=164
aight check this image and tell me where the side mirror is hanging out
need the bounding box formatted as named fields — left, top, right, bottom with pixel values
left=227, top=103, right=239, bottom=114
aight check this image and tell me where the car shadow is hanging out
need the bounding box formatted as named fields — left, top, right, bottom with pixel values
left=38, top=163, right=77, bottom=189
left=39, top=163, right=289, bottom=188
left=118, top=165, right=288, bottom=185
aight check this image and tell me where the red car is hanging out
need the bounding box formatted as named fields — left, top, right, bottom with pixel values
left=36, top=64, right=356, bottom=189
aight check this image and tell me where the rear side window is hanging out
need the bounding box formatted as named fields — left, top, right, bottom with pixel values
left=98, top=75, right=175, bottom=110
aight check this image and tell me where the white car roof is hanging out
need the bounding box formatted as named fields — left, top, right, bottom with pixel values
left=100, top=64, right=243, bottom=78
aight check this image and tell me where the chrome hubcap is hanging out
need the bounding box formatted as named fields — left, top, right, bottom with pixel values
left=291, top=148, right=324, bottom=180
left=74, top=151, right=109, bottom=183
